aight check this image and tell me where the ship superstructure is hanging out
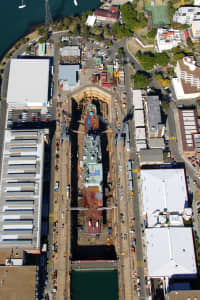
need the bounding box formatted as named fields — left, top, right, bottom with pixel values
left=80, top=104, right=103, bottom=234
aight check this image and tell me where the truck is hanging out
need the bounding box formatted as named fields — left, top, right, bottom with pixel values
left=55, top=181, right=59, bottom=192
left=67, top=185, right=70, bottom=198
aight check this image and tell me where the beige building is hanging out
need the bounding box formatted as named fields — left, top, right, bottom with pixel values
left=172, top=56, right=200, bottom=100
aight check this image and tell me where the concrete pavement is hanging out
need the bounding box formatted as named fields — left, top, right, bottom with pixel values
left=124, top=54, right=146, bottom=299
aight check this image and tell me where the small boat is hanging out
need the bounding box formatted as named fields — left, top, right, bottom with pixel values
left=74, top=0, right=78, bottom=6
left=18, top=0, right=26, bottom=8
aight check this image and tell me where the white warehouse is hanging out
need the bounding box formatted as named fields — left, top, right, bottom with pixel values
left=7, top=58, right=50, bottom=110
left=146, top=227, right=197, bottom=278
left=140, top=169, right=188, bottom=227
left=0, top=129, right=48, bottom=250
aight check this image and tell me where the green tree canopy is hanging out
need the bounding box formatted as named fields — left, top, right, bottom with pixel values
left=133, top=71, right=151, bottom=89
left=154, top=53, right=170, bottom=66
left=120, top=2, right=146, bottom=31
left=147, top=28, right=157, bottom=39
left=136, top=51, right=155, bottom=70
left=136, top=51, right=169, bottom=70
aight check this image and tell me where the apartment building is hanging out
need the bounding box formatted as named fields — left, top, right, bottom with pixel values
left=172, top=56, right=200, bottom=100
left=156, top=28, right=183, bottom=52
left=173, top=6, right=200, bottom=25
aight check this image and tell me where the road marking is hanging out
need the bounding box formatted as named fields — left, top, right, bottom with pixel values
left=137, top=261, right=144, bottom=267
left=169, top=136, right=177, bottom=140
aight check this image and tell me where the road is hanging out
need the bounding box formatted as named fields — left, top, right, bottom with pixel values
left=114, top=97, right=134, bottom=299
left=123, top=53, right=146, bottom=299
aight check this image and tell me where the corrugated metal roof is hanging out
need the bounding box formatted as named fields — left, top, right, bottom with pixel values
left=140, top=149, right=163, bottom=163
left=59, top=65, right=80, bottom=87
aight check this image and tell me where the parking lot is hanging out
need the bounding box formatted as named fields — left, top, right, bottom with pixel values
left=6, top=106, right=56, bottom=129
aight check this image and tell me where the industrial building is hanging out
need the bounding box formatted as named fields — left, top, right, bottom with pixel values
left=178, top=109, right=198, bottom=153
left=60, top=46, right=80, bottom=64
left=148, top=137, right=165, bottom=149
left=59, top=65, right=80, bottom=90
left=145, top=227, right=197, bottom=278
left=132, top=89, right=144, bottom=110
left=60, top=46, right=80, bottom=57
left=7, top=58, right=50, bottom=110
left=0, top=129, right=48, bottom=249
left=140, top=169, right=188, bottom=227
left=140, top=149, right=163, bottom=165
left=134, top=109, right=145, bottom=128
left=145, top=96, right=165, bottom=138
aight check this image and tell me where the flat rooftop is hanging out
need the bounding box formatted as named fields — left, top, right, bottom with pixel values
left=132, top=89, right=144, bottom=110
left=140, top=169, right=188, bottom=214
left=7, top=58, right=50, bottom=108
left=0, top=265, right=36, bottom=300
left=0, top=129, right=47, bottom=249
left=146, top=227, right=197, bottom=277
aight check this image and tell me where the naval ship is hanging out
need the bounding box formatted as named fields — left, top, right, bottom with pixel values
left=79, top=104, right=103, bottom=235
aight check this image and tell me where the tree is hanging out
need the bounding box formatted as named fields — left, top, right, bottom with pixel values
left=154, top=53, right=169, bottom=66
left=118, top=47, right=125, bottom=60
left=161, top=101, right=169, bottom=113
left=136, top=51, right=155, bottom=70
left=37, top=26, right=46, bottom=35
left=63, top=17, right=71, bottom=28
left=133, top=71, right=151, bottom=89
left=173, top=51, right=186, bottom=64
left=147, top=28, right=157, bottom=39
left=72, top=23, right=80, bottom=35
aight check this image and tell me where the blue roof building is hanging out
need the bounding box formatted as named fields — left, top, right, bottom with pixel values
left=59, top=65, right=80, bottom=90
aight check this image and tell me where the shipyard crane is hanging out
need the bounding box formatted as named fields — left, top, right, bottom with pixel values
left=97, top=106, right=134, bottom=145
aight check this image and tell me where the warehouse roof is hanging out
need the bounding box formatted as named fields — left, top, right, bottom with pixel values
left=140, top=149, right=163, bottom=164
left=136, top=127, right=146, bottom=140
left=178, top=109, right=198, bottom=151
left=7, top=58, right=50, bottom=108
left=140, top=168, right=188, bottom=214
left=0, top=266, right=36, bottom=300
left=146, top=96, right=162, bottom=131
left=59, top=64, right=80, bottom=87
left=146, top=227, right=197, bottom=277
left=60, top=46, right=80, bottom=57
left=134, top=110, right=145, bottom=127
left=132, top=89, right=144, bottom=110
left=0, top=129, right=48, bottom=249
left=149, top=138, right=165, bottom=149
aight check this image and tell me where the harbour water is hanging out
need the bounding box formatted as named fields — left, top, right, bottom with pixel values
left=0, top=0, right=100, bottom=59
left=71, top=270, right=119, bottom=300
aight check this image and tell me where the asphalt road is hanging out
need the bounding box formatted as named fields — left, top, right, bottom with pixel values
left=46, top=34, right=60, bottom=298
left=124, top=58, right=146, bottom=299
